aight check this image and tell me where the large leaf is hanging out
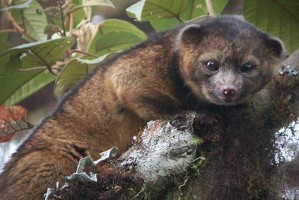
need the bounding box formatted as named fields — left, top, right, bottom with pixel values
left=126, top=0, right=188, bottom=30
left=148, top=18, right=182, bottom=31
left=0, top=37, right=75, bottom=105
left=0, top=70, right=55, bottom=106
left=0, top=37, right=75, bottom=73
left=181, top=0, right=228, bottom=20
left=87, top=19, right=147, bottom=56
left=22, top=1, right=47, bottom=41
left=11, top=0, right=48, bottom=41
left=126, top=0, right=189, bottom=21
left=126, top=0, right=228, bottom=30
left=243, top=0, right=299, bottom=53
left=54, top=56, right=107, bottom=98
left=0, top=33, right=11, bottom=52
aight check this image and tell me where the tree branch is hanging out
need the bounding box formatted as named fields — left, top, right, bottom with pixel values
left=50, top=49, right=299, bottom=199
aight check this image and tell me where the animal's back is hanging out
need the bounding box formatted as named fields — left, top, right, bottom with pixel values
left=0, top=36, right=175, bottom=199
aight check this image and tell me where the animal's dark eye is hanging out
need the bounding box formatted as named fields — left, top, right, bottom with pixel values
left=205, top=61, right=219, bottom=72
left=240, top=63, right=256, bottom=73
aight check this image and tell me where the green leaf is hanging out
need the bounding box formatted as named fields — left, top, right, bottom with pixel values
left=243, top=0, right=299, bottom=53
left=71, top=8, right=88, bottom=29
left=181, top=0, right=228, bottom=20
left=149, top=18, right=182, bottom=31
left=0, top=37, right=75, bottom=73
left=87, top=19, right=147, bottom=56
left=126, top=0, right=145, bottom=21
left=21, top=1, right=48, bottom=41
left=0, top=70, right=55, bottom=106
left=126, top=0, right=189, bottom=22
left=126, top=0, right=228, bottom=30
left=0, top=37, right=75, bottom=105
left=0, top=0, right=34, bottom=11
left=54, top=56, right=107, bottom=97
left=213, top=0, right=229, bottom=15
left=0, top=33, right=11, bottom=52
left=11, top=0, right=48, bottom=41
left=179, top=0, right=207, bottom=21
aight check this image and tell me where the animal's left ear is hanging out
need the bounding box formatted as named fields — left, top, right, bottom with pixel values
left=175, top=24, right=204, bottom=50
left=265, top=37, right=285, bottom=58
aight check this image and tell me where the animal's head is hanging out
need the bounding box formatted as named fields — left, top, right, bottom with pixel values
left=175, top=16, right=284, bottom=105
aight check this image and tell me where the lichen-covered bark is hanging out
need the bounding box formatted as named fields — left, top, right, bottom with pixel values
left=50, top=113, right=200, bottom=200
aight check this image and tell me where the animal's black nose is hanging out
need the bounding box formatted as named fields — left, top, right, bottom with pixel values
left=222, top=88, right=236, bottom=97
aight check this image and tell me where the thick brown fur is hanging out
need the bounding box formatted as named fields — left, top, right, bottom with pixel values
left=0, top=16, right=283, bottom=199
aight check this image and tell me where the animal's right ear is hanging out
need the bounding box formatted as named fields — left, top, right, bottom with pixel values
left=265, top=37, right=285, bottom=59
left=175, top=24, right=203, bottom=50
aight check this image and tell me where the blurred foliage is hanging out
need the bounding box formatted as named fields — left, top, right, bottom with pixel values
left=243, top=0, right=299, bottom=53
left=0, top=0, right=298, bottom=105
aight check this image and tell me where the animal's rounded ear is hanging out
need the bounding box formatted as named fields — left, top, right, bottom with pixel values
left=175, top=24, right=203, bottom=50
left=265, top=37, right=285, bottom=58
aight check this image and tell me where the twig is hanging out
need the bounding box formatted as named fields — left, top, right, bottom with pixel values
left=178, top=176, right=190, bottom=196
left=58, top=0, right=66, bottom=37
left=0, top=29, right=16, bottom=33
left=205, top=0, right=216, bottom=16
left=69, top=12, right=74, bottom=31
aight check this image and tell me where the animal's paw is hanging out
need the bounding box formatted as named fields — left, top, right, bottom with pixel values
left=191, top=111, right=221, bottom=133
left=168, top=110, right=220, bottom=132
left=194, top=112, right=220, bottom=125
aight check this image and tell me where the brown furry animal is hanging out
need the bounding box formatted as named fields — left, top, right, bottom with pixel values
left=0, top=16, right=283, bottom=199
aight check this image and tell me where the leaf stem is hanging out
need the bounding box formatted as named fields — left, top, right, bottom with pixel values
left=205, top=0, right=216, bottom=16
left=71, top=49, right=98, bottom=58
left=18, top=66, right=47, bottom=72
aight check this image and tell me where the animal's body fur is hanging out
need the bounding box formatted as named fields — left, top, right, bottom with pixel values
left=0, top=16, right=283, bottom=199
